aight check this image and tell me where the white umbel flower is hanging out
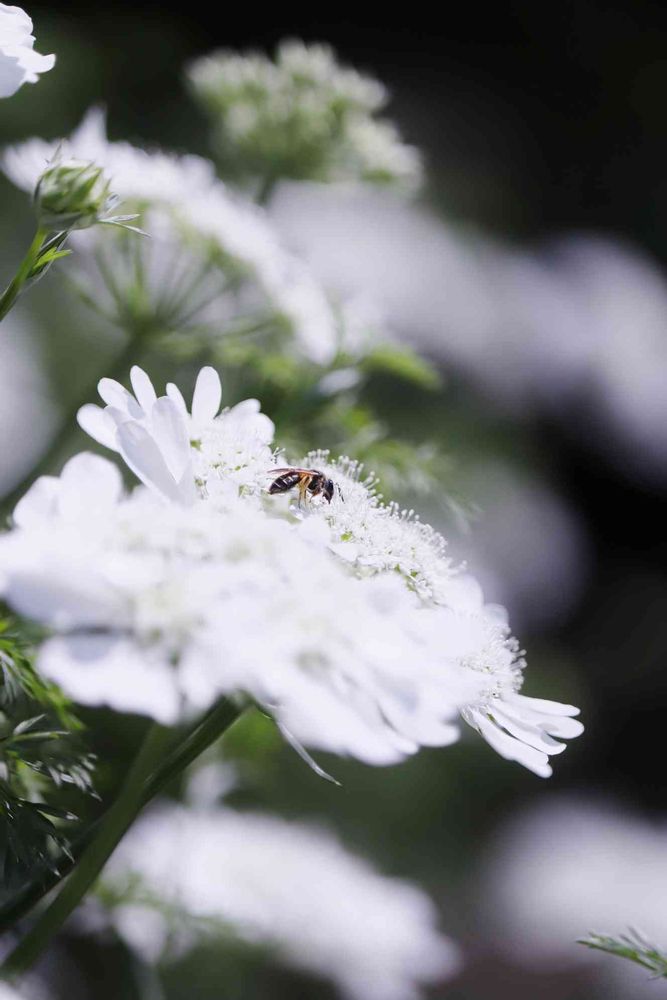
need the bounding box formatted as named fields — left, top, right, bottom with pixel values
left=1, top=366, right=582, bottom=774
left=0, top=453, right=462, bottom=760
left=104, top=804, right=460, bottom=1000
left=1, top=109, right=338, bottom=363
left=187, top=39, right=421, bottom=189
left=66, top=369, right=583, bottom=777
left=0, top=4, right=54, bottom=99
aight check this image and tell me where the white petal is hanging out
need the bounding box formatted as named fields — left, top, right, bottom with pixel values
left=166, top=382, right=188, bottom=419
left=466, top=708, right=552, bottom=777
left=12, top=47, right=55, bottom=75
left=77, top=403, right=118, bottom=450
left=12, top=475, right=59, bottom=528
left=228, top=398, right=260, bottom=417
left=130, top=366, right=158, bottom=414
left=150, top=397, right=192, bottom=481
left=503, top=692, right=581, bottom=718
left=6, top=565, right=122, bottom=631
left=538, top=714, right=585, bottom=739
left=0, top=7, right=34, bottom=37
left=191, top=367, right=222, bottom=424
left=117, top=422, right=186, bottom=504
left=70, top=105, right=108, bottom=152
left=267, top=673, right=410, bottom=766
left=247, top=413, right=275, bottom=445
left=176, top=468, right=198, bottom=505
left=105, top=404, right=132, bottom=429
left=58, top=453, right=123, bottom=520
left=0, top=55, right=28, bottom=98
left=443, top=574, right=485, bottom=612
left=39, top=635, right=181, bottom=724
left=499, top=697, right=584, bottom=739
left=98, top=377, right=142, bottom=417
left=490, top=703, right=566, bottom=755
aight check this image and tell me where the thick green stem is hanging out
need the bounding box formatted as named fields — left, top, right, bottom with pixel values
left=0, top=228, right=48, bottom=323
left=256, top=174, right=278, bottom=207
left=2, top=722, right=172, bottom=977
left=0, top=697, right=244, bottom=938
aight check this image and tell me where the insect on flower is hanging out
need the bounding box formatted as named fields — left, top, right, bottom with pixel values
left=267, top=467, right=339, bottom=506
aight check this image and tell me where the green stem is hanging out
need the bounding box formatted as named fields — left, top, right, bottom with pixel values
left=0, top=697, right=244, bottom=938
left=256, top=174, right=278, bottom=207
left=2, top=722, right=172, bottom=977
left=143, top=696, right=243, bottom=803
left=0, top=227, right=48, bottom=323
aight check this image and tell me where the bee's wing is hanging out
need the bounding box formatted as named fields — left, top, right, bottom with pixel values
left=267, top=467, right=318, bottom=475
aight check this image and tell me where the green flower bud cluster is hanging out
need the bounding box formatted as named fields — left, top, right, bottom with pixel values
left=34, top=158, right=116, bottom=231
left=187, top=39, right=422, bottom=191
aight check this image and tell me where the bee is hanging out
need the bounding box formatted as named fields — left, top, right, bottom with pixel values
left=267, top=467, right=338, bottom=506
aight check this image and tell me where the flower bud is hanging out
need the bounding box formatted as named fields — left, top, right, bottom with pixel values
left=34, top=158, right=115, bottom=231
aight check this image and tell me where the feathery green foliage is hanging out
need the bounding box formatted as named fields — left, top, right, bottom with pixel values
left=579, top=929, right=667, bottom=979
left=0, top=618, right=96, bottom=892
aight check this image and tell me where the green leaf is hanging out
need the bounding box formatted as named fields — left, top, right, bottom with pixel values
left=0, top=617, right=96, bottom=893
left=362, top=344, right=441, bottom=390
left=579, top=929, right=667, bottom=979
left=12, top=715, right=46, bottom=736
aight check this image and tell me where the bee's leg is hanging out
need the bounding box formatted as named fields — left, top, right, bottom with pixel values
left=297, top=480, right=308, bottom=509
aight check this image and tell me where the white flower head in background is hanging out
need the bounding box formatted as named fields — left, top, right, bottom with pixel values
left=0, top=4, right=54, bottom=99
left=482, top=795, right=667, bottom=998
left=187, top=39, right=422, bottom=190
left=102, top=803, right=460, bottom=1000
left=0, top=316, right=54, bottom=497
left=1, top=109, right=339, bottom=363
left=269, top=185, right=667, bottom=485
left=0, top=985, right=29, bottom=1000
left=0, top=366, right=583, bottom=775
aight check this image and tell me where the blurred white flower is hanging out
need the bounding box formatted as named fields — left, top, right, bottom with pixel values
left=103, top=803, right=459, bottom=1000
left=66, top=367, right=584, bottom=772
left=0, top=4, right=54, bottom=99
left=0, top=986, right=24, bottom=1000
left=187, top=39, right=421, bottom=189
left=482, top=796, right=667, bottom=998
left=445, top=460, right=589, bottom=630
left=270, top=184, right=667, bottom=482
left=0, top=317, right=54, bottom=497
left=0, top=986, right=30, bottom=1000
left=2, top=109, right=339, bottom=363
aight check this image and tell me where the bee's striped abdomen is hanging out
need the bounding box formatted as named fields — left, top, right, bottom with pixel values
left=268, top=471, right=303, bottom=494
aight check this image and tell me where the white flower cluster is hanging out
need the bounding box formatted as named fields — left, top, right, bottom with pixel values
left=187, top=40, right=422, bottom=188
left=483, top=796, right=667, bottom=998
left=0, top=367, right=582, bottom=775
left=0, top=4, right=54, bottom=99
left=1, top=109, right=338, bottom=363
left=101, top=802, right=459, bottom=1000
left=0, top=985, right=27, bottom=1000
